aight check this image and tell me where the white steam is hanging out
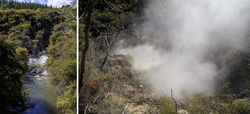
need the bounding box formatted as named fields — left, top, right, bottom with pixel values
left=117, top=0, right=250, bottom=99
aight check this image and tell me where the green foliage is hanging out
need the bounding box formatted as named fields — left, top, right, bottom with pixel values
left=97, top=11, right=119, bottom=24
left=187, top=96, right=250, bottom=114
left=80, top=68, right=134, bottom=114
left=47, top=34, right=76, bottom=112
left=8, top=22, right=33, bottom=40
left=0, top=9, right=65, bottom=56
left=0, top=36, right=28, bottom=113
left=0, top=9, right=64, bottom=33
left=0, top=6, right=75, bottom=113
left=220, top=82, right=231, bottom=95
left=0, top=9, right=35, bottom=32
left=225, top=54, right=250, bottom=99
left=69, top=21, right=77, bottom=32
left=157, top=97, right=176, bottom=114
left=97, top=67, right=132, bottom=93
left=187, top=96, right=216, bottom=114
left=35, top=30, right=44, bottom=39
left=239, top=80, right=250, bottom=98
left=54, top=23, right=68, bottom=32
left=60, top=5, right=76, bottom=23
left=98, top=92, right=124, bottom=114
left=49, top=32, right=67, bottom=45
left=46, top=6, right=76, bottom=113
left=79, top=0, right=144, bottom=39
left=34, top=9, right=65, bottom=30
left=219, top=82, right=234, bottom=103
left=57, top=81, right=76, bottom=114
left=230, top=100, right=250, bottom=113
left=16, top=47, right=29, bottom=70
left=220, top=82, right=234, bottom=104
left=79, top=1, right=145, bottom=113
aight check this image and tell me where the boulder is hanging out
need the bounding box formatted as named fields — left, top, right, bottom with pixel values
left=31, top=68, right=43, bottom=74
left=31, top=68, right=38, bottom=73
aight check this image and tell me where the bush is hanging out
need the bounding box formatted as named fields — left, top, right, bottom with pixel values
left=80, top=77, right=103, bottom=105
left=230, top=100, right=250, bottom=114
left=57, top=81, right=76, bottom=114
left=187, top=96, right=216, bottom=113
left=157, top=97, right=176, bottom=114
left=0, top=36, right=28, bottom=112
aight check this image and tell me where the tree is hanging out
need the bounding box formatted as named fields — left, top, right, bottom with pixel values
left=80, top=0, right=98, bottom=89
left=0, top=35, right=28, bottom=113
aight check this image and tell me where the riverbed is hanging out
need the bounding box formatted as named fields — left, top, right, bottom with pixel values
left=23, top=55, right=59, bottom=114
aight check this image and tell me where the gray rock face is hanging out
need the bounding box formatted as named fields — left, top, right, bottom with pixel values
left=31, top=68, right=38, bottom=73
left=31, top=68, right=44, bottom=74
left=18, top=35, right=49, bottom=58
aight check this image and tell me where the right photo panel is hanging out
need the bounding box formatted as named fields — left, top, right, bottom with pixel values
left=79, top=0, right=250, bottom=114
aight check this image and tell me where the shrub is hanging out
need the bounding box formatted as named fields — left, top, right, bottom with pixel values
left=57, top=81, right=76, bottom=114
left=187, top=96, right=216, bottom=113
left=157, top=97, right=176, bottom=114
left=80, top=77, right=103, bottom=105
left=230, top=100, right=250, bottom=114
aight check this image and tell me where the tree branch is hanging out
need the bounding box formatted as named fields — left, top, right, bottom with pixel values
left=235, top=53, right=250, bottom=61
left=79, top=11, right=85, bottom=20
left=171, top=89, right=178, bottom=114
left=122, top=96, right=137, bottom=114
left=87, top=91, right=102, bottom=112
left=100, top=28, right=123, bottom=70
left=84, top=104, right=89, bottom=114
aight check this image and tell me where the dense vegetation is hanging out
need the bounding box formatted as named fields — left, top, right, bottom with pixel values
left=0, top=8, right=62, bottom=113
left=0, top=35, right=28, bottom=113
left=79, top=0, right=146, bottom=113
left=0, top=1, right=76, bottom=113
left=80, top=0, right=250, bottom=113
left=46, top=5, right=77, bottom=113
left=0, top=8, right=65, bottom=57
left=0, top=0, right=54, bottom=9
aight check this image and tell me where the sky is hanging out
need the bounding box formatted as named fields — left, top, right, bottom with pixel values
left=17, top=0, right=73, bottom=8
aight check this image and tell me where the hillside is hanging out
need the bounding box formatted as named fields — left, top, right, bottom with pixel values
left=0, top=2, right=76, bottom=113
left=79, top=0, right=250, bottom=113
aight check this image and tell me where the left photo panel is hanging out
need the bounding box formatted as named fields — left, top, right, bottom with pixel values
left=0, top=0, right=77, bottom=113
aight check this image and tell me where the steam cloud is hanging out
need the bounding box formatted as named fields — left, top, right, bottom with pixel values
left=116, top=0, right=250, bottom=100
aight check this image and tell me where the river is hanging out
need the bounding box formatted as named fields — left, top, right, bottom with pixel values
left=23, top=55, right=59, bottom=114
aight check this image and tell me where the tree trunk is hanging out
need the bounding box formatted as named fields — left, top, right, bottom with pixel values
left=80, top=0, right=98, bottom=89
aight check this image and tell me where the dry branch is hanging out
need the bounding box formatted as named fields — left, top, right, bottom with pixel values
left=171, top=89, right=178, bottom=114
left=86, top=91, right=103, bottom=113
left=122, top=97, right=137, bottom=114
left=100, top=28, right=123, bottom=70
left=122, top=92, right=139, bottom=114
